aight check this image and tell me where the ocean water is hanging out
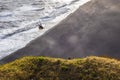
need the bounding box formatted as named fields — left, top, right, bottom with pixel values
left=0, top=0, right=90, bottom=59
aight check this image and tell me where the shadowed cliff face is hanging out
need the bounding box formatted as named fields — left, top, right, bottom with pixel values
left=1, top=0, right=120, bottom=63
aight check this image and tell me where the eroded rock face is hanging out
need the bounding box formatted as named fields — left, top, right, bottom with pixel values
left=1, top=0, right=120, bottom=63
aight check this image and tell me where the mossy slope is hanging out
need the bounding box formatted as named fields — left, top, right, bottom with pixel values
left=0, top=56, right=120, bottom=80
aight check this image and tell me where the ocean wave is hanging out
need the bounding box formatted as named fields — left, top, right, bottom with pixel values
left=0, top=0, right=90, bottom=59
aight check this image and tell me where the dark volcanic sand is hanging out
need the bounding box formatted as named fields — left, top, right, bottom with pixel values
left=1, top=0, right=120, bottom=64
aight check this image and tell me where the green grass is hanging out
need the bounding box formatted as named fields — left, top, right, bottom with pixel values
left=0, top=56, right=120, bottom=80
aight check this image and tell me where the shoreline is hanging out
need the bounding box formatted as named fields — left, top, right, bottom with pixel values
left=0, top=0, right=91, bottom=60
left=1, top=0, right=120, bottom=64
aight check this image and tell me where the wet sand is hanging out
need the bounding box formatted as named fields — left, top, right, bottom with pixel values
left=1, top=0, right=120, bottom=64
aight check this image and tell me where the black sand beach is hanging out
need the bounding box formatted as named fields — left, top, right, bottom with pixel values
left=1, top=0, right=120, bottom=64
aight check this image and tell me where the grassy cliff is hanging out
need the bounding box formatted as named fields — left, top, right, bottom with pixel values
left=0, top=56, right=120, bottom=80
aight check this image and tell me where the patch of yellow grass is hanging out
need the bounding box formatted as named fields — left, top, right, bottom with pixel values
left=0, top=56, right=120, bottom=80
